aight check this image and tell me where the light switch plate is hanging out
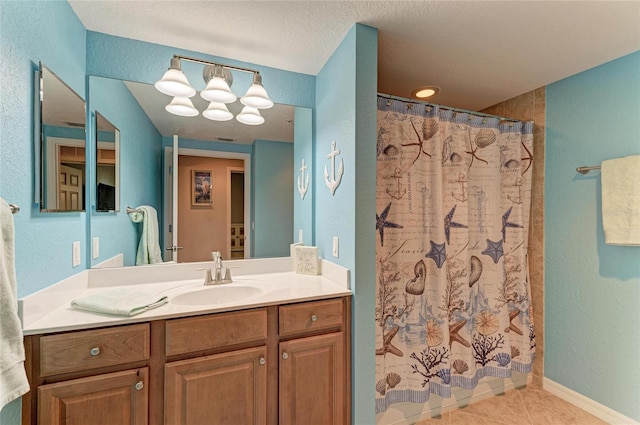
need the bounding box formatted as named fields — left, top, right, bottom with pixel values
left=332, top=236, right=339, bottom=258
left=92, top=237, right=100, bottom=259
left=298, top=229, right=304, bottom=244
left=72, top=241, right=81, bottom=267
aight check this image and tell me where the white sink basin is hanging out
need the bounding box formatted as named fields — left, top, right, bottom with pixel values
left=171, top=285, right=263, bottom=306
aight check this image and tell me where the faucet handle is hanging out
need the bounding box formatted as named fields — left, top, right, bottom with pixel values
left=223, top=266, right=238, bottom=283
left=197, top=268, right=214, bottom=285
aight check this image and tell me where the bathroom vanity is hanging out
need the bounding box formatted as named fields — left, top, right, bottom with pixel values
left=19, top=258, right=351, bottom=425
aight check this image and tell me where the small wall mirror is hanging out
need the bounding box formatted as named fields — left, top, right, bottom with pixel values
left=95, top=112, right=120, bottom=212
left=38, top=64, right=86, bottom=212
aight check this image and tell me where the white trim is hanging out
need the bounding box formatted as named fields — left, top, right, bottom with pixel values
left=543, top=378, right=640, bottom=425
left=227, top=166, right=245, bottom=259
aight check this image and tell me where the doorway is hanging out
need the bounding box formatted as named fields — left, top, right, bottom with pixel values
left=163, top=146, right=251, bottom=263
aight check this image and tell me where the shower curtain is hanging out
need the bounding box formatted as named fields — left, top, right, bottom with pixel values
left=375, top=96, right=534, bottom=413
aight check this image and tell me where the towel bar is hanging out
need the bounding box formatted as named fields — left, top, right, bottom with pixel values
left=126, top=206, right=142, bottom=214
left=576, top=165, right=601, bottom=174
left=9, top=204, right=19, bottom=214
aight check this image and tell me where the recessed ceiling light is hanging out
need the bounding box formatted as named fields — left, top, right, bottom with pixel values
left=411, top=86, right=440, bottom=99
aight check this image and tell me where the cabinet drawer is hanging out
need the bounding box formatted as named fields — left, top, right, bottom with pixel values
left=166, top=308, right=267, bottom=356
left=40, top=324, right=150, bottom=377
left=279, top=298, right=344, bottom=337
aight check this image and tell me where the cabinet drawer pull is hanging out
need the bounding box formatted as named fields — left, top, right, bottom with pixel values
left=282, top=352, right=289, bottom=360
left=311, top=314, right=318, bottom=322
left=259, top=357, right=266, bottom=365
left=89, top=347, right=101, bottom=356
left=134, top=381, right=144, bottom=391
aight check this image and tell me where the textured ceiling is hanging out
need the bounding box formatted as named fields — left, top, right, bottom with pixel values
left=69, top=1, right=640, bottom=111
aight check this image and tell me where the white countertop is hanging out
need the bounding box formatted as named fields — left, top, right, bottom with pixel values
left=19, top=257, right=351, bottom=335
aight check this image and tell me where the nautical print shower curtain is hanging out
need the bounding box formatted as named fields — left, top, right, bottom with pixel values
left=375, top=96, right=535, bottom=413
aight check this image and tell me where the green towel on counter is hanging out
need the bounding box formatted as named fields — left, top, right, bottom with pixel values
left=70, top=289, right=168, bottom=317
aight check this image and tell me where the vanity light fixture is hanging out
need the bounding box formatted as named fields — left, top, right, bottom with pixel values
left=155, top=54, right=273, bottom=125
left=411, top=86, right=440, bottom=100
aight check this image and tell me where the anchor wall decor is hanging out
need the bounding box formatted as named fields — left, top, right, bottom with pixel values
left=324, top=140, right=344, bottom=195
left=297, top=158, right=310, bottom=200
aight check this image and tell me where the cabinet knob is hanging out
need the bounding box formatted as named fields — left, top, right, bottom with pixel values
left=282, top=352, right=289, bottom=360
left=89, top=347, right=101, bottom=356
left=134, top=381, right=144, bottom=391
left=311, top=314, right=318, bottom=322
left=259, top=357, right=266, bottom=365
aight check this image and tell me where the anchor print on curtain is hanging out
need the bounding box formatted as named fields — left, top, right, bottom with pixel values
left=375, top=96, right=535, bottom=413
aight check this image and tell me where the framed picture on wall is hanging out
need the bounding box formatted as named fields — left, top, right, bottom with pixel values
left=192, top=170, right=212, bottom=206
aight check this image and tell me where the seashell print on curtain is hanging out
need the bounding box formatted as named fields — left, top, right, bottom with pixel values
left=375, top=96, right=535, bottom=413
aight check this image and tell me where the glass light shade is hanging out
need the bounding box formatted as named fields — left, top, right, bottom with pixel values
left=200, top=77, right=237, bottom=103
left=165, top=96, right=198, bottom=117
left=203, top=102, right=233, bottom=121
left=240, top=83, right=273, bottom=109
left=155, top=69, right=196, bottom=98
left=236, top=106, right=264, bottom=125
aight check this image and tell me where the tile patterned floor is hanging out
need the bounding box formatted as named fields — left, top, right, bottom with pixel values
left=415, top=384, right=607, bottom=425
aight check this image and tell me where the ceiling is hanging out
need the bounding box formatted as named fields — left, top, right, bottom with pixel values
left=69, top=1, right=639, bottom=112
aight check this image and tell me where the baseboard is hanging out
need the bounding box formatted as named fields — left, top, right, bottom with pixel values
left=377, top=373, right=531, bottom=425
left=543, top=378, right=639, bottom=425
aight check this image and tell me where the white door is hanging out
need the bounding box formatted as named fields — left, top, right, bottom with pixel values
left=58, top=164, right=83, bottom=210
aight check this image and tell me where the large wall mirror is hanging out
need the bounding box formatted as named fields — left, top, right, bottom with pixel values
left=88, top=75, right=312, bottom=267
left=95, top=112, right=120, bottom=212
left=38, top=64, right=86, bottom=212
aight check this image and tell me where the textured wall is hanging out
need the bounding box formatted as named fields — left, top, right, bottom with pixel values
left=545, top=51, right=640, bottom=421
left=482, top=87, right=546, bottom=385
left=88, top=76, right=163, bottom=267
left=253, top=140, right=293, bottom=257
left=0, top=1, right=86, bottom=421
left=1, top=1, right=87, bottom=301
left=315, top=24, right=378, bottom=424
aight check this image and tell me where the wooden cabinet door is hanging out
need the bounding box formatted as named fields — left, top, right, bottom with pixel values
left=165, top=346, right=267, bottom=425
left=38, top=368, right=148, bottom=425
left=279, top=332, right=345, bottom=425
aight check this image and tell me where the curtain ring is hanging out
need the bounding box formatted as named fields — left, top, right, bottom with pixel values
left=386, top=99, right=392, bottom=106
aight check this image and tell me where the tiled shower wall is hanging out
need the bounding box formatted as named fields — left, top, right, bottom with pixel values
left=482, top=88, right=545, bottom=385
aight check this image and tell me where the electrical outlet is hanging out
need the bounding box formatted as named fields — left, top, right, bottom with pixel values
left=92, top=237, right=100, bottom=259
left=332, top=236, right=339, bottom=258
left=72, top=241, right=81, bottom=267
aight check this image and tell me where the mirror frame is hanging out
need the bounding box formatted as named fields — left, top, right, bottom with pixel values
left=37, top=63, right=87, bottom=212
left=94, top=112, right=120, bottom=212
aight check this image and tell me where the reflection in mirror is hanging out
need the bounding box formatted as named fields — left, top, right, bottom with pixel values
left=95, top=112, right=120, bottom=212
left=39, top=65, right=86, bottom=212
left=87, top=76, right=311, bottom=266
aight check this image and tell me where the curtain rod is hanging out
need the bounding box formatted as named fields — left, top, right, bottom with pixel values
left=377, top=93, right=531, bottom=123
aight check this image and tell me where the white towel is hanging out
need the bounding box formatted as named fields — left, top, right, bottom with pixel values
left=130, top=205, right=163, bottom=265
left=601, top=155, right=640, bottom=245
left=71, top=289, right=168, bottom=317
left=0, top=198, right=30, bottom=409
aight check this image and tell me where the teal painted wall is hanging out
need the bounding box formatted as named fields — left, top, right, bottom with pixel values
left=253, top=140, right=294, bottom=257
left=545, top=51, right=640, bottom=421
left=1, top=1, right=87, bottom=298
left=88, top=76, right=163, bottom=267
left=293, top=107, right=314, bottom=245
left=0, top=1, right=86, bottom=421
left=314, top=24, right=378, bottom=424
